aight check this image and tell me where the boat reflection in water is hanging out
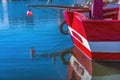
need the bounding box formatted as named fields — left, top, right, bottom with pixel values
left=62, top=46, right=92, bottom=80
left=30, top=46, right=120, bottom=80
left=60, top=46, right=120, bottom=80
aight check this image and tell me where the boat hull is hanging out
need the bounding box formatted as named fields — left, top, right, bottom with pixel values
left=64, top=11, right=120, bottom=61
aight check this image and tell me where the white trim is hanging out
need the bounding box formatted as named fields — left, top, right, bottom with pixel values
left=68, top=26, right=91, bottom=51
left=89, top=42, right=120, bottom=53
left=68, top=26, right=120, bottom=53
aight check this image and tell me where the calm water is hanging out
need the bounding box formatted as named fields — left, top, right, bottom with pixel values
left=0, top=0, right=120, bottom=80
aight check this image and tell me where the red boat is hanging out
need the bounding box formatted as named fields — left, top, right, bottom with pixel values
left=27, top=0, right=120, bottom=61
left=63, top=0, right=120, bottom=61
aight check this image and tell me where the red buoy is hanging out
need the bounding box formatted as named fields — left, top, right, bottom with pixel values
left=27, top=10, right=32, bottom=16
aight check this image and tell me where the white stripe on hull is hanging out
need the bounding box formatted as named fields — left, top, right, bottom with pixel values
left=68, top=26, right=120, bottom=53
left=89, top=42, right=120, bottom=53
left=68, top=26, right=91, bottom=51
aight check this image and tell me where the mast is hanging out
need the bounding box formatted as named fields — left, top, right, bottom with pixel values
left=91, top=0, right=103, bottom=19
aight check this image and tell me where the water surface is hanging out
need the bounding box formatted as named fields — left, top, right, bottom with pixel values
left=0, top=0, right=120, bottom=80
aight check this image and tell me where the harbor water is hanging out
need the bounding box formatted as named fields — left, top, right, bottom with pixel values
left=0, top=0, right=120, bottom=80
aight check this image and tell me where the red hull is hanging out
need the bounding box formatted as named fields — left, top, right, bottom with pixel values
left=63, top=8, right=120, bottom=61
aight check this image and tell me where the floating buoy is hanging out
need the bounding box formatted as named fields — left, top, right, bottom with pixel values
left=27, top=10, right=32, bottom=16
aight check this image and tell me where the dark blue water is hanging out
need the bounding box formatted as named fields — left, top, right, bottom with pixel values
left=0, top=0, right=73, bottom=80
left=0, top=0, right=120, bottom=80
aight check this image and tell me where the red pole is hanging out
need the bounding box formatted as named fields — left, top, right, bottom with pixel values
left=30, top=47, right=35, bottom=58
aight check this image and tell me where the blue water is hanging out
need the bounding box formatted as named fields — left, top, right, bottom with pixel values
left=0, top=0, right=120, bottom=80
left=0, top=0, right=73, bottom=80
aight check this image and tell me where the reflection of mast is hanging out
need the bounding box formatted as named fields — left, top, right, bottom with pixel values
left=1, top=0, right=9, bottom=29
left=30, top=47, right=72, bottom=64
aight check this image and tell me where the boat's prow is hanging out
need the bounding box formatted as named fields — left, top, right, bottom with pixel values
left=26, top=0, right=120, bottom=61
left=63, top=0, right=120, bottom=61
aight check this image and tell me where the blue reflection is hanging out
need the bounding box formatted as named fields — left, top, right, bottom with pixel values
left=0, top=0, right=73, bottom=80
left=1, top=0, right=120, bottom=80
